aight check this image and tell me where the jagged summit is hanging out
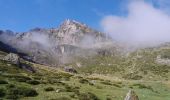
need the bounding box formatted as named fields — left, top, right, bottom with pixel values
left=61, top=19, right=87, bottom=28
left=28, top=19, right=87, bottom=33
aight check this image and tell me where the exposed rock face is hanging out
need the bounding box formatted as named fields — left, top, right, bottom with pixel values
left=3, top=53, right=20, bottom=65
left=3, top=53, right=35, bottom=73
left=124, top=90, right=139, bottom=100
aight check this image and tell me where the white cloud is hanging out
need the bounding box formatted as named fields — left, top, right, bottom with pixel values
left=101, top=1, right=170, bottom=46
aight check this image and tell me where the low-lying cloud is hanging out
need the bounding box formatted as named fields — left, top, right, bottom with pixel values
left=101, top=1, right=170, bottom=46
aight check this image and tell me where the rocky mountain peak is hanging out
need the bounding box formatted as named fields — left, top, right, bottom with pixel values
left=49, top=19, right=107, bottom=45
left=62, top=19, right=86, bottom=28
left=58, top=19, right=87, bottom=35
left=0, top=19, right=112, bottom=65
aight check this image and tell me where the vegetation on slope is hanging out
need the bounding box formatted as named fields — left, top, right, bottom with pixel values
left=0, top=45, right=170, bottom=100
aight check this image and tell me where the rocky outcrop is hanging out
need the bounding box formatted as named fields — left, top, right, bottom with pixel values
left=3, top=53, right=20, bottom=65
left=3, top=53, right=35, bottom=73
left=124, top=90, right=139, bottom=100
left=156, top=55, right=170, bottom=65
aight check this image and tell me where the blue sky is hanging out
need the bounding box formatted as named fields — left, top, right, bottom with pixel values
left=0, top=0, right=129, bottom=32
left=0, top=0, right=168, bottom=32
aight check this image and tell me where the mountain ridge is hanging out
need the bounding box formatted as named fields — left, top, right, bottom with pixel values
left=0, top=19, right=115, bottom=66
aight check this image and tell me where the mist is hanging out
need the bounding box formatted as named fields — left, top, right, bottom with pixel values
left=101, top=1, right=170, bottom=46
left=17, top=32, right=53, bottom=48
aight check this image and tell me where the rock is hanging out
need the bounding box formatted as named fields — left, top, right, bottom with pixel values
left=3, top=53, right=35, bottom=73
left=3, top=53, right=20, bottom=65
left=124, top=90, right=139, bottom=100
left=64, top=66, right=77, bottom=73
left=21, top=63, right=36, bottom=73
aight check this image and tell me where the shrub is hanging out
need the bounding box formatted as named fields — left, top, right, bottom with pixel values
left=96, top=85, right=103, bottom=89
left=123, top=74, right=143, bottom=80
left=79, top=79, right=89, bottom=84
left=6, top=86, right=38, bottom=99
left=64, top=85, right=80, bottom=93
left=100, top=81, right=112, bottom=85
left=106, top=97, right=112, bottom=100
left=22, top=88, right=38, bottom=97
left=112, top=84, right=122, bottom=88
left=78, top=92, right=99, bottom=100
left=132, top=84, right=154, bottom=91
left=0, top=88, right=6, bottom=97
left=6, top=84, right=16, bottom=89
left=51, top=97, right=71, bottom=100
left=0, top=79, right=8, bottom=84
left=11, top=75, right=31, bottom=82
left=44, top=87, right=55, bottom=92
left=69, top=94, right=76, bottom=98
left=6, top=94, right=18, bottom=100
left=27, top=80, right=40, bottom=85
left=47, top=79, right=60, bottom=84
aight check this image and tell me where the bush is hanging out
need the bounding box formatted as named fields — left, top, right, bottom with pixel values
left=78, top=92, right=99, bottom=100
left=0, top=79, right=8, bottom=84
left=0, top=88, right=6, bottom=97
left=123, top=74, right=143, bottom=80
left=70, top=94, right=76, bottom=98
left=51, top=97, right=71, bottom=100
left=112, top=84, right=122, bottom=88
left=44, top=87, right=55, bottom=92
left=11, top=75, right=31, bottom=82
left=6, top=94, right=18, bottom=100
left=27, top=80, right=40, bottom=85
left=65, top=85, right=80, bottom=93
left=101, top=81, right=112, bottom=86
left=6, top=86, right=38, bottom=99
left=47, top=79, right=61, bottom=84
left=79, top=79, right=89, bottom=84
left=22, top=87, right=38, bottom=97
left=96, top=85, right=103, bottom=89
left=106, top=97, right=112, bottom=100
left=6, top=84, right=16, bottom=89
left=132, top=84, right=154, bottom=91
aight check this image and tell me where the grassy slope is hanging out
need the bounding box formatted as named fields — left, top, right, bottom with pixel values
left=0, top=46, right=170, bottom=100
left=0, top=59, right=169, bottom=100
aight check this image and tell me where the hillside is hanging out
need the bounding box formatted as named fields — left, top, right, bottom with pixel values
left=0, top=48, right=170, bottom=100
left=0, top=20, right=170, bottom=100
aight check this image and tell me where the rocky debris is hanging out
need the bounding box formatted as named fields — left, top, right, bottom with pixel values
left=124, top=90, right=139, bottom=100
left=64, top=66, right=77, bottom=73
left=156, top=55, right=170, bottom=65
left=3, top=53, right=20, bottom=65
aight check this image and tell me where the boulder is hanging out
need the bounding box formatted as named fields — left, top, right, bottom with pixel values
left=64, top=66, right=77, bottom=73
left=124, top=90, right=139, bottom=100
left=3, top=53, right=20, bottom=65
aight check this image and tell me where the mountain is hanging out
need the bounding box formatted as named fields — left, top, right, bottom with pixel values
left=0, top=19, right=170, bottom=100
left=0, top=19, right=115, bottom=65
